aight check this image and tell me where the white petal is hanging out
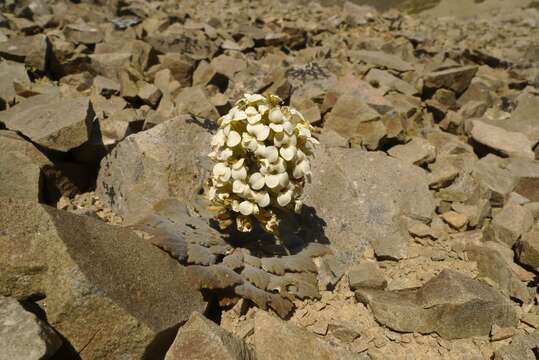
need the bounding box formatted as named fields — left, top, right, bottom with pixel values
left=265, top=146, right=279, bottom=163
left=232, top=199, right=240, bottom=212
left=232, top=158, right=245, bottom=169
left=233, top=110, right=247, bottom=121
left=211, top=129, right=226, bottom=147
left=219, top=167, right=232, bottom=182
left=280, top=146, right=297, bottom=161
left=219, top=148, right=233, bottom=160
left=277, top=191, right=292, bottom=207
left=297, top=126, right=311, bottom=138
left=247, top=113, right=262, bottom=124
left=254, top=191, right=270, bottom=207
left=249, top=172, right=265, bottom=190
left=213, top=162, right=228, bottom=177
left=227, top=131, right=241, bottom=147
left=278, top=172, right=289, bottom=187
left=249, top=124, right=269, bottom=141
left=283, top=121, right=295, bottom=135
left=294, top=200, right=303, bottom=213
left=269, top=108, right=284, bottom=123
left=239, top=200, right=255, bottom=215
left=293, top=160, right=309, bottom=179
left=247, top=94, right=265, bottom=103
left=245, top=106, right=258, bottom=116
left=233, top=180, right=248, bottom=194
left=269, top=123, right=284, bottom=133
left=231, top=166, right=247, bottom=181
left=265, top=174, right=280, bottom=189
left=258, top=104, right=269, bottom=114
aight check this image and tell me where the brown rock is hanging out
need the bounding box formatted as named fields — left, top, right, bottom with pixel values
left=441, top=211, right=469, bottom=229
left=516, top=231, right=539, bottom=270
left=387, top=137, right=436, bottom=166
left=0, top=200, right=206, bottom=359
left=175, top=86, right=219, bottom=120
left=424, top=66, right=478, bottom=94
left=353, top=50, right=413, bottom=72
left=165, top=312, right=253, bottom=360
left=348, top=262, right=387, bottom=290
left=356, top=270, right=518, bottom=340
left=64, top=22, right=104, bottom=45
left=488, top=203, right=534, bottom=246
left=0, top=34, right=49, bottom=72
left=493, top=331, right=539, bottom=360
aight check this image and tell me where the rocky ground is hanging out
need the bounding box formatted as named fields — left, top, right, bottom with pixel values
left=1, top=0, right=539, bottom=359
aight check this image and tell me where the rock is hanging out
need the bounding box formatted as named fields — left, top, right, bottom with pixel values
left=175, top=86, right=219, bottom=120
left=466, top=242, right=532, bottom=303
left=356, top=270, right=518, bottom=340
left=348, top=262, right=387, bottom=290
left=138, top=81, right=162, bottom=107
left=487, top=203, right=534, bottom=247
left=468, top=119, right=535, bottom=159
left=352, top=50, right=413, bottom=72
left=304, top=147, right=435, bottom=262
left=165, top=312, right=253, bottom=360
left=493, top=331, right=539, bottom=360
left=490, top=324, right=516, bottom=342
left=0, top=94, right=95, bottom=152
left=97, top=115, right=211, bottom=224
left=253, top=311, right=356, bottom=360
left=387, top=137, right=436, bottom=166
left=507, top=158, right=539, bottom=202
left=441, top=211, right=469, bottom=230
left=0, top=200, right=206, bottom=359
left=0, top=296, right=62, bottom=360
left=516, top=231, right=539, bottom=270
left=0, top=34, right=49, bottom=72
left=364, top=68, right=417, bottom=96
left=497, top=93, right=539, bottom=144
left=424, top=66, right=478, bottom=94
left=472, top=154, right=517, bottom=206
left=0, top=60, right=30, bottom=108
left=64, top=22, right=104, bottom=44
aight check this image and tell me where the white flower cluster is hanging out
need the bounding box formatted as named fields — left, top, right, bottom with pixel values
left=208, top=93, right=318, bottom=233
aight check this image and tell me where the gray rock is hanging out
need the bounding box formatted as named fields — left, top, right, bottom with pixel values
left=472, top=154, right=517, bottom=206
left=497, top=93, right=539, bottom=144
left=356, top=270, right=518, bottom=340
left=0, top=60, right=30, bottom=108
left=64, top=23, right=104, bottom=45
left=0, top=34, right=49, bottom=72
left=0, top=143, right=44, bottom=202
left=0, top=94, right=95, bottom=152
left=175, top=86, right=219, bottom=120
left=424, top=66, right=478, bottom=94
left=353, top=50, right=413, bottom=72
left=516, top=231, right=539, bottom=270
left=254, top=311, right=357, bottom=360
left=468, top=119, right=535, bottom=159
left=364, top=68, right=417, bottom=96
left=0, top=200, right=206, bottom=359
left=165, top=312, right=254, bottom=360
left=487, top=203, right=534, bottom=247
left=387, top=137, right=436, bottom=166
left=348, top=262, right=387, bottom=290
left=507, top=158, right=539, bottom=202
left=493, top=331, right=539, bottom=360
left=304, top=147, right=435, bottom=262
left=0, top=296, right=62, bottom=360
left=96, top=115, right=212, bottom=224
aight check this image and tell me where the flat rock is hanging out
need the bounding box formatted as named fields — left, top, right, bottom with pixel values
left=0, top=200, right=206, bottom=359
left=0, top=296, right=62, bottom=360
left=0, top=34, right=49, bottom=72
left=64, top=23, right=104, bottom=45
left=353, top=50, right=413, bottom=72
left=468, top=119, right=535, bottom=159
left=387, top=137, right=436, bottom=166
left=165, top=312, right=253, bottom=360
left=497, top=93, right=539, bottom=144
left=364, top=68, right=418, bottom=96
left=348, top=262, right=387, bottom=290
left=516, top=231, right=539, bottom=270
left=356, top=269, right=518, bottom=339
left=0, top=60, right=30, bottom=108
left=0, top=94, right=95, bottom=152
left=304, top=147, right=435, bottom=262
left=487, top=203, right=534, bottom=247
left=493, top=331, right=539, bottom=360
left=424, top=66, right=478, bottom=94
left=96, top=115, right=212, bottom=224
left=254, top=311, right=356, bottom=360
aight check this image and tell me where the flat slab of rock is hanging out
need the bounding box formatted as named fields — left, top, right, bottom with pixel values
left=0, top=60, right=30, bottom=107
left=0, top=296, right=62, bottom=360
left=387, top=137, right=436, bottom=166
left=355, top=269, right=517, bottom=340
left=165, top=312, right=253, bottom=360
left=516, top=231, right=539, bottom=270
left=254, top=311, right=356, bottom=360
left=97, top=115, right=212, bottom=224
left=424, top=66, right=478, bottom=94
left=0, top=200, right=206, bottom=359
left=0, top=94, right=95, bottom=152
left=304, top=147, right=435, bottom=261
left=352, top=50, right=413, bottom=72
left=493, top=330, right=539, bottom=360
left=468, top=119, right=535, bottom=159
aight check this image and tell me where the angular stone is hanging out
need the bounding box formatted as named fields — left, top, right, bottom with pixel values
left=364, top=68, right=417, bottom=96
left=304, top=147, right=435, bottom=262
left=138, top=81, right=162, bottom=107
left=516, top=231, right=539, bottom=270
left=507, top=158, right=539, bottom=202
left=0, top=34, right=49, bottom=72
left=472, top=154, right=517, bottom=206
left=387, top=137, right=436, bottom=166
left=325, top=93, right=380, bottom=141
left=356, top=270, right=518, bottom=340
left=0, top=94, right=95, bottom=152
left=466, top=242, right=532, bottom=303
left=497, top=93, right=539, bottom=144
left=493, top=331, right=539, bottom=360
left=348, top=262, right=387, bottom=290
left=165, top=312, right=253, bottom=360
left=0, top=145, right=44, bottom=202
left=488, top=203, right=534, bottom=246
left=0, top=60, right=30, bottom=108
left=468, top=119, right=535, bottom=159
left=353, top=50, right=413, bottom=72
left=175, top=86, right=219, bottom=120
left=0, top=200, right=206, bottom=359
left=64, top=23, right=104, bottom=45
left=254, top=311, right=356, bottom=360
left=0, top=296, right=62, bottom=360
left=96, top=115, right=211, bottom=224
left=441, top=211, right=469, bottom=229
left=424, top=66, right=478, bottom=94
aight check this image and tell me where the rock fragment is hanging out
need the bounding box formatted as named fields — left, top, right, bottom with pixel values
left=516, top=231, right=539, bottom=270
left=424, top=66, right=478, bottom=94
left=348, top=262, right=387, bottom=290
